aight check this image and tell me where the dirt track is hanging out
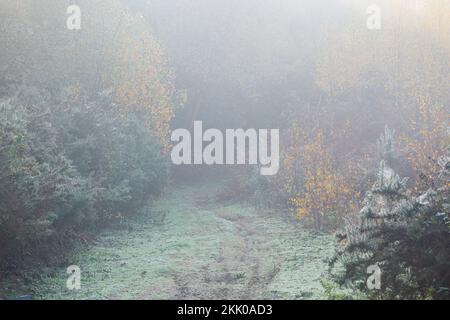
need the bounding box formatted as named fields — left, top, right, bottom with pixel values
left=7, top=183, right=335, bottom=300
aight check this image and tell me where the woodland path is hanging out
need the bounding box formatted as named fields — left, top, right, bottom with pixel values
left=11, top=182, right=334, bottom=299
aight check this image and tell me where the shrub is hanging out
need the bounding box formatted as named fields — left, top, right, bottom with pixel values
left=52, top=91, right=169, bottom=226
left=0, top=96, right=88, bottom=269
left=0, top=89, right=170, bottom=271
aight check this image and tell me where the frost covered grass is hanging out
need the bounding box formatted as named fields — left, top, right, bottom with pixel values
left=0, top=182, right=335, bottom=300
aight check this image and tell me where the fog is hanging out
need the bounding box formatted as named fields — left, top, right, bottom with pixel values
left=0, top=0, right=448, bottom=300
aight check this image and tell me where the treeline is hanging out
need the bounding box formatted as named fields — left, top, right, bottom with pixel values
left=189, top=1, right=449, bottom=298
left=272, top=1, right=450, bottom=298
left=0, top=1, right=175, bottom=271
left=144, top=1, right=449, bottom=230
left=209, top=0, right=449, bottom=231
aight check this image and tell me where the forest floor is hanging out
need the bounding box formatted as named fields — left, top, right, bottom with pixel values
left=0, top=182, right=335, bottom=299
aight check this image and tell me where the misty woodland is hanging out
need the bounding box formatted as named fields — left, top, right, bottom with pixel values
left=0, top=0, right=449, bottom=300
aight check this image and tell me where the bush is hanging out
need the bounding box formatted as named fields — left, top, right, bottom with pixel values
left=0, top=89, right=169, bottom=271
left=53, top=91, right=169, bottom=227
left=0, top=96, right=88, bottom=269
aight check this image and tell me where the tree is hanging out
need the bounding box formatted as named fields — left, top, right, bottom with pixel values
left=287, top=128, right=361, bottom=231
left=0, top=0, right=176, bottom=146
left=330, top=128, right=450, bottom=299
left=0, top=0, right=174, bottom=271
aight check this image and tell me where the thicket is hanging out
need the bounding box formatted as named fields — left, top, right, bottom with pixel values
left=253, top=2, right=448, bottom=232
left=0, top=88, right=169, bottom=271
left=0, top=0, right=174, bottom=272
left=203, top=1, right=449, bottom=232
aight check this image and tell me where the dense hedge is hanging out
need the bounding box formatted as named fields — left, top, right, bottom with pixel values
left=0, top=89, right=169, bottom=271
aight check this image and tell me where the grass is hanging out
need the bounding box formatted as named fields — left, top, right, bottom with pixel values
left=0, top=182, right=336, bottom=300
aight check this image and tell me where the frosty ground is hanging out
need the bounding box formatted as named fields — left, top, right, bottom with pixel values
left=1, top=182, right=335, bottom=300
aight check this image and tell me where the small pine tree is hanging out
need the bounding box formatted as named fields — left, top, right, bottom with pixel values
left=330, top=128, right=450, bottom=299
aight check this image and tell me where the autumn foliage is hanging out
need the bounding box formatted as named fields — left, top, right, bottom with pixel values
left=0, top=0, right=176, bottom=147
left=274, top=1, right=450, bottom=231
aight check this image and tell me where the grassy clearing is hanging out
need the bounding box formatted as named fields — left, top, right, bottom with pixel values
left=0, top=182, right=335, bottom=300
